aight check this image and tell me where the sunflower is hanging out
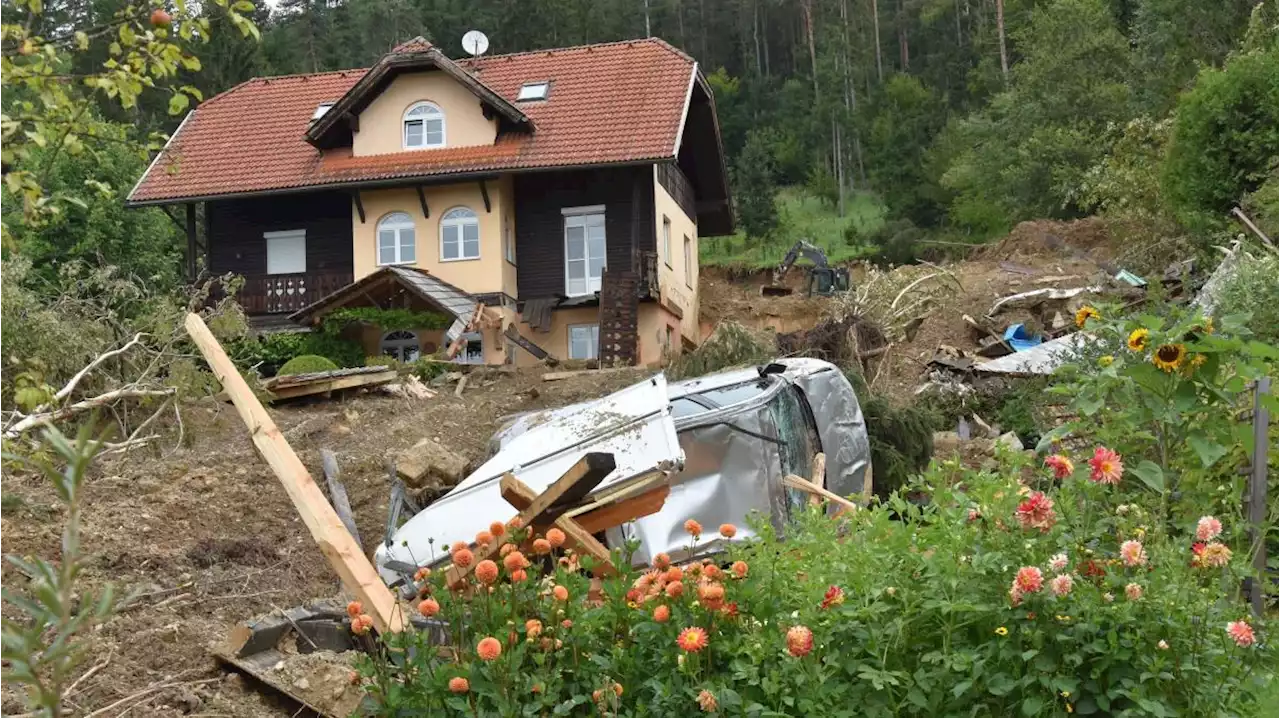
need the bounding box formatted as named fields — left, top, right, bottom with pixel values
left=1127, top=328, right=1150, bottom=352
left=1075, top=305, right=1101, bottom=329
left=1152, top=343, right=1186, bottom=372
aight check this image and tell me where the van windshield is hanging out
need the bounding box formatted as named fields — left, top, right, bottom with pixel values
left=769, top=385, right=821, bottom=511
left=671, top=378, right=773, bottom=419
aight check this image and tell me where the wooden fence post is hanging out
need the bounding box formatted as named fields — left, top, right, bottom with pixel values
left=1247, top=377, right=1271, bottom=618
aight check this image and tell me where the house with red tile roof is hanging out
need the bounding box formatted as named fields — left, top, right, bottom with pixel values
left=129, top=36, right=732, bottom=367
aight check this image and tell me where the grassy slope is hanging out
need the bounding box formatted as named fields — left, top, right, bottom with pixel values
left=701, top=187, right=887, bottom=269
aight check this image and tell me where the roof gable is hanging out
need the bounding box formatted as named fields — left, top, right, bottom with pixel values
left=306, top=37, right=531, bottom=150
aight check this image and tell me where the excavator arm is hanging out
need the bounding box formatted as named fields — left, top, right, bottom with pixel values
left=773, top=240, right=830, bottom=284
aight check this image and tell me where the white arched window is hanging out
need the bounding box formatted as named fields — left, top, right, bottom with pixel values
left=440, top=207, right=480, bottom=261
left=377, top=212, right=416, bottom=266
left=403, top=102, right=445, bottom=149
left=380, top=330, right=420, bottom=362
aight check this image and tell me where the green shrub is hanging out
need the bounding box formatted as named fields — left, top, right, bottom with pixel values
left=229, top=331, right=364, bottom=375
left=277, top=354, right=339, bottom=376
left=845, top=369, right=934, bottom=498
left=847, top=218, right=925, bottom=267
left=667, top=321, right=775, bottom=380
left=1162, top=45, right=1280, bottom=228
left=360, top=449, right=1276, bottom=715
left=1214, top=254, right=1280, bottom=340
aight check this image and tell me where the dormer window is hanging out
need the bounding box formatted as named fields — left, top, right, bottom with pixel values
left=516, top=82, right=549, bottom=102
left=403, top=102, right=445, bottom=149
left=312, top=102, right=334, bottom=121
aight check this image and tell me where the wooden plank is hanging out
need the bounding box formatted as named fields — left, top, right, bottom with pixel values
left=184, top=313, right=403, bottom=634
left=499, top=475, right=618, bottom=578
left=446, top=454, right=616, bottom=587
left=571, top=485, right=670, bottom=535
left=446, top=304, right=484, bottom=359
left=505, top=323, right=559, bottom=365
left=783, top=473, right=860, bottom=514
left=321, top=450, right=362, bottom=551
left=541, top=366, right=635, bottom=382
left=265, top=371, right=396, bottom=401
left=808, top=452, right=826, bottom=507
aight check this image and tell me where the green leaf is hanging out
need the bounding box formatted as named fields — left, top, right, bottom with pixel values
left=1187, top=433, right=1229, bottom=468
left=1075, top=394, right=1103, bottom=416
left=1128, top=460, right=1165, bottom=493
left=1021, top=696, right=1044, bottom=715
left=168, top=93, right=190, bottom=115
left=952, top=680, right=973, bottom=698
left=988, top=674, right=1017, bottom=696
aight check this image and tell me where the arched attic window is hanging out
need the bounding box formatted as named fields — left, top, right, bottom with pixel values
left=381, top=330, right=420, bottom=362
left=403, top=102, right=445, bottom=149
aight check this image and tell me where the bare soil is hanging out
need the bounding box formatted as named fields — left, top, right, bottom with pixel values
left=0, top=365, right=648, bottom=717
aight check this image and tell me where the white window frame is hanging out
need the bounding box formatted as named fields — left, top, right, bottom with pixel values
left=683, top=235, right=693, bottom=287
left=376, top=212, right=417, bottom=266
left=456, top=331, right=484, bottom=364
left=403, top=101, right=445, bottom=149
left=662, top=216, right=672, bottom=267
left=568, top=324, right=599, bottom=361
left=516, top=82, right=550, bottom=101
left=504, top=214, right=516, bottom=265
left=440, top=206, right=480, bottom=262
left=380, top=330, right=420, bottom=362
left=562, top=205, right=606, bottom=297
left=264, top=229, right=307, bottom=275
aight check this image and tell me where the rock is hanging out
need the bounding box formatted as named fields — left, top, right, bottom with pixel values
left=294, top=677, right=311, bottom=691
left=997, top=431, right=1024, bottom=451
left=396, top=437, right=468, bottom=490
left=933, top=431, right=962, bottom=457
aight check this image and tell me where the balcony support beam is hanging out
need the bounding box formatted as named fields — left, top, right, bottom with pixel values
left=415, top=185, right=430, bottom=218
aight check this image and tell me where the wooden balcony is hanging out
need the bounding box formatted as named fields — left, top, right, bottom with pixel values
left=233, top=272, right=354, bottom=315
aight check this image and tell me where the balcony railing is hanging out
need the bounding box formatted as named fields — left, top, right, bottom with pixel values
left=231, top=272, right=354, bottom=315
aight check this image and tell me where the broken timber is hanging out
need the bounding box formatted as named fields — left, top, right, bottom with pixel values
left=444, top=452, right=617, bottom=587
left=321, top=449, right=362, bottom=550
left=263, top=366, right=396, bottom=401
left=505, top=324, right=559, bottom=365
left=184, top=313, right=404, bottom=634
left=783, top=473, right=861, bottom=514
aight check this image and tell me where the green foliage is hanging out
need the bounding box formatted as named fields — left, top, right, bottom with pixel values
left=2, top=425, right=118, bottom=717
left=228, top=330, right=364, bottom=375
left=1, top=122, right=183, bottom=288
left=0, top=0, right=259, bottom=238
left=1161, top=44, right=1280, bottom=228
left=322, top=306, right=452, bottom=333
left=861, top=74, right=948, bottom=226
left=359, top=449, right=1276, bottom=715
left=1130, top=0, right=1254, bottom=112
left=732, top=130, right=779, bottom=240
left=277, top=354, right=339, bottom=376
left=1081, top=117, right=1175, bottom=225
left=940, top=0, right=1133, bottom=231
left=701, top=188, right=885, bottom=269
left=666, top=321, right=775, bottom=380
left=844, top=369, right=934, bottom=498
left=1214, top=255, right=1280, bottom=342
left=1047, top=306, right=1277, bottom=527
left=847, top=218, right=926, bottom=266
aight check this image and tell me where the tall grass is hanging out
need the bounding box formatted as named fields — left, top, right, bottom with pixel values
left=700, top=187, right=887, bottom=269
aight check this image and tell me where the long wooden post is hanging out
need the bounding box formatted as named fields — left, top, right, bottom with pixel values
left=184, top=314, right=404, bottom=633
left=1247, top=377, right=1271, bottom=617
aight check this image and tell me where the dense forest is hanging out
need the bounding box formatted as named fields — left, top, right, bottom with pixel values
left=2, top=0, right=1277, bottom=281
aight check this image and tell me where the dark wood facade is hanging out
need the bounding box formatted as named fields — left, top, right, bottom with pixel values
left=512, top=165, right=655, bottom=300
left=206, top=191, right=354, bottom=313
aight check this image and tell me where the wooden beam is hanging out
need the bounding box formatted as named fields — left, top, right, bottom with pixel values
left=478, top=179, right=491, bottom=213
left=446, top=304, right=484, bottom=359
left=783, top=473, right=860, bottom=514
left=571, top=485, right=670, bottom=535
left=415, top=186, right=430, bottom=218
left=352, top=191, right=366, bottom=224
left=499, top=473, right=619, bottom=578
left=808, top=452, right=826, bottom=507
left=185, top=203, right=198, bottom=280
left=159, top=205, right=185, bottom=232
left=321, top=449, right=362, bottom=550
left=263, top=369, right=396, bottom=401
left=183, top=314, right=404, bottom=634
left=504, top=324, right=559, bottom=365
left=446, top=454, right=616, bottom=587
left=542, top=366, right=633, bottom=382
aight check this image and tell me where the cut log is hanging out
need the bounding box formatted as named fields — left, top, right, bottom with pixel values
left=183, top=314, right=403, bottom=634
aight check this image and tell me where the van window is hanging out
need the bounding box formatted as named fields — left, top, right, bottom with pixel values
left=769, top=385, right=822, bottom=512
left=670, top=378, right=772, bottom=419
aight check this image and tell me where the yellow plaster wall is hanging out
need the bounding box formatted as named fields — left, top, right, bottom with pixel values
left=637, top=302, right=683, bottom=366
left=352, top=180, right=515, bottom=298
left=352, top=71, right=497, bottom=157
left=652, top=169, right=700, bottom=344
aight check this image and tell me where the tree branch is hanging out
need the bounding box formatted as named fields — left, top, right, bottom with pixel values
left=5, top=387, right=175, bottom=439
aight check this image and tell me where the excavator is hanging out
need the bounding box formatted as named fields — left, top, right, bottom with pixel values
left=762, top=239, right=851, bottom=297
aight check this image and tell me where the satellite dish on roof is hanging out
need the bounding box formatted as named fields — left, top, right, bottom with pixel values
left=462, top=30, right=489, bottom=58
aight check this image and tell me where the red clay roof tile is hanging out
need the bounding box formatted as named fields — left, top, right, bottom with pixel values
left=129, top=38, right=696, bottom=203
